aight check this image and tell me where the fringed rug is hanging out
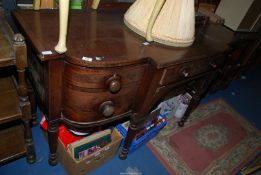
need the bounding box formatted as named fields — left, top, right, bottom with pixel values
left=147, top=98, right=261, bottom=175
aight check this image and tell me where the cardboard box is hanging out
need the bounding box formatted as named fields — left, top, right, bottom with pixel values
left=57, top=129, right=122, bottom=175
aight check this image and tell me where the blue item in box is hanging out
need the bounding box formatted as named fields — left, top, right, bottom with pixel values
left=116, top=113, right=168, bottom=153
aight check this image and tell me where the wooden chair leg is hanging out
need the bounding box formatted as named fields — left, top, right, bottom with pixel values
left=20, top=96, right=36, bottom=164
left=23, top=118, right=36, bottom=164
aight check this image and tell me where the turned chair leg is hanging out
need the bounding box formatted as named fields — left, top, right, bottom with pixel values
left=23, top=118, right=36, bottom=164
left=20, top=93, right=36, bottom=164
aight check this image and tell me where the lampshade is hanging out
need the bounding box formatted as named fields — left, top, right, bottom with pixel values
left=152, top=0, right=195, bottom=47
left=124, top=0, right=195, bottom=47
left=124, top=0, right=158, bottom=38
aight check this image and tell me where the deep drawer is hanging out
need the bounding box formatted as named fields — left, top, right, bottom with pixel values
left=63, top=84, right=138, bottom=123
left=63, top=63, right=147, bottom=123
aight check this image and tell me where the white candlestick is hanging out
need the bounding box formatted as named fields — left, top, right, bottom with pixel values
left=91, top=0, right=101, bottom=10
left=54, top=0, right=70, bottom=54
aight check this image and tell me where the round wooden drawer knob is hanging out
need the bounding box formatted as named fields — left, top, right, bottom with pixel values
left=99, top=101, right=115, bottom=117
left=107, top=74, right=121, bottom=93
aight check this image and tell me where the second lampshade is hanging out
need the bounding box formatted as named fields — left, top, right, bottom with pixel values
left=124, top=0, right=195, bottom=47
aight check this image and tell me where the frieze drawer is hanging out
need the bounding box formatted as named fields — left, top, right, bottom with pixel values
left=160, top=55, right=225, bottom=86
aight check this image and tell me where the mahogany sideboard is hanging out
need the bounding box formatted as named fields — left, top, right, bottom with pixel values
left=12, top=9, right=238, bottom=165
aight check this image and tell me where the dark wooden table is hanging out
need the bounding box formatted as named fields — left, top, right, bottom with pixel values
left=12, top=9, right=236, bottom=165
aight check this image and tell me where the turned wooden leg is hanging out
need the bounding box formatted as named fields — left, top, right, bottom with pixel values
left=119, top=122, right=138, bottom=160
left=23, top=119, right=36, bottom=163
left=178, top=91, right=201, bottom=127
left=47, top=121, right=59, bottom=166
left=119, top=114, right=139, bottom=160
left=18, top=84, right=36, bottom=164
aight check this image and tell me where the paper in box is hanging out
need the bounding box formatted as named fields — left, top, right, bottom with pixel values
left=58, top=129, right=122, bottom=175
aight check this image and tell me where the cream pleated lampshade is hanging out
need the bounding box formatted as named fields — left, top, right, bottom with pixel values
left=151, top=0, right=195, bottom=47
left=124, top=0, right=195, bottom=47
left=124, top=0, right=158, bottom=38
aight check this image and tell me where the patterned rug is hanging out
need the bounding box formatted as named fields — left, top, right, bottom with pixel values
left=147, top=98, right=261, bottom=175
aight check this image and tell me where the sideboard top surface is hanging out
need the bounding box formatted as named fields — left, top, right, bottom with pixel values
left=13, top=9, right=234, bottom=68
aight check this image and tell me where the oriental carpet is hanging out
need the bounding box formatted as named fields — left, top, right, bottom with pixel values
left=148, top=98, right=261, bottom=175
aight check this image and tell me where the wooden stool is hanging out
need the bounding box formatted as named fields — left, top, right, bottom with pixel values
left=0, top=10, right=36, bottom=164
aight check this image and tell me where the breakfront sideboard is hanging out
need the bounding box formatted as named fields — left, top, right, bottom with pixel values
left=12, top=9, right=239, bottom=165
